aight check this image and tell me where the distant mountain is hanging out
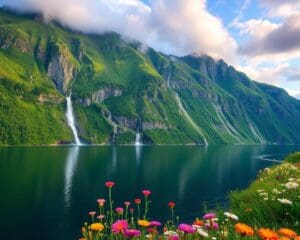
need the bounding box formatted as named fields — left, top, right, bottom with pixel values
left=1, top=8, right=300, bottom=145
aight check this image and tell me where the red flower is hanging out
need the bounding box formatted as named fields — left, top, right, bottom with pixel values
left=135, top=198, right=141, bottom=204
left=168, top=202, right=175, bottom=208
left=105, top=181, right=115, bottom=188
left=142, top=190, right=151, bottom=197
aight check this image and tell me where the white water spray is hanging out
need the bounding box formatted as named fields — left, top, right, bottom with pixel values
left=66, top=95, right=81, bottom=145
left=135, top=132, right=142, bottom=146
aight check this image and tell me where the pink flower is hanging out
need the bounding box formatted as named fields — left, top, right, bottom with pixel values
left=205, top=222, right=219, bottom=230
left=142, top=190, right=151, bottom=197
left=105, top=181, right=115, bottom=188
left=150, top=221, right=162, bottom=227
left=124, top=201, right=131, bottom=207
left=135, top=198, right=141, bottom=204
left=124, top=229, right=141, bottom=238
left=111, top=220, right=128, bottom=234
left=97, top=199, right=106, bottom=206
left=97, top=215, right=105, bottom=220
left=115, top=207, right=124, bottom=214
left=88, top=211, right=96, bottom=216
left=178, top=224, right=196, bottom=234
left=168, top=235, right=179, bottom=240
left=203, top=213, right=216, bottom=220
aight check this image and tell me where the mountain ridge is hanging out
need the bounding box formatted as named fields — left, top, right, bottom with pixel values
left=0, top=8, right=300, bottom=145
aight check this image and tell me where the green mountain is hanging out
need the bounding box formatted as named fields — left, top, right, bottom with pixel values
left=1, top=9, right=300, bottom=145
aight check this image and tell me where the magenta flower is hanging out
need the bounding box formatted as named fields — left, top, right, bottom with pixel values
left=150, top=221, right=162, bottom=227
left=115, top=207, right=124, bottom=214
left=178, top=223, right=196, bottom=234
left=203, top=212, right=216, bottom=220
left=142, top=190, right=151, bottom=196
left=111, top=220, right=128, bottom=234
left=124, top=229, right=141, bottom=238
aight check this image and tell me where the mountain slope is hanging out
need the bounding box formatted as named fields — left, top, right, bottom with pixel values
left=0, top=8, right=299, bottom=145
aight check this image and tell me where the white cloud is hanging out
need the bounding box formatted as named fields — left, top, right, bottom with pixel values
left=260, top=0, right=300, bottom=18
left=2, top=0, right=237, bottom=62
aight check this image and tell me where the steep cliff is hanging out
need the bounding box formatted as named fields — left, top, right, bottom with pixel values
left=1, top=9, right=300, bottom=145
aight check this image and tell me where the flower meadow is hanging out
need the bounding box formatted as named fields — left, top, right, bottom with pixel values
left=80, top=154, right=300, bottom=240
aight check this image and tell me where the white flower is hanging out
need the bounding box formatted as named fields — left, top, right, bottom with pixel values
left=224, top=212, right=239, bottom=221
left=263, top=197, right=268, bottom=201
left=259, top=192, right=268, bottom=196
left=278, top=198, right=293, bottom=205
left=285, top=181, right=299, bottom=189
left=272, top=189, right=281, bottom=194
left=212, top=218, right=218, bottom=222
left=257, top=189, right=264, bottom=193
left=212, top=237, right=217, bottom=240
left=164, top=231, right=178, bottom=236
left=197, top=229, right=209, bottom=238
left=289, top=178, right=296, bottom=182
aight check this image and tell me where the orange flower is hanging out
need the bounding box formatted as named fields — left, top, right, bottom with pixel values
left=293, top=236, right=300, bottom=240
left=279, top=237, right=290, bottom=240
left=235, top=223, right=254, bottom=236
left=90, top=223, right=104, bottom=231
left=258, top=228, right=279, bottom=240
left=193, top=218, right=204, bottom=227
left=138, top=220, right=151, bottom=227
left=278, top=228, right=297, bottom=238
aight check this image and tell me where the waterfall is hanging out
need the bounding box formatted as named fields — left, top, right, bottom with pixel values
left=66, top=95, right=81, bottom=145
left=166, top=68, right=208, bottom=145
left=135, top=132, right=142, bottom=146
left=107, top=111, right=117, bottom=143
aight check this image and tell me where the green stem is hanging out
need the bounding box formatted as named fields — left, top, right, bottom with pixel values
left=109, top=188, right=113, bottom=224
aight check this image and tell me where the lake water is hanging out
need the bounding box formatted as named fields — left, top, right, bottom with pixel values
left=0, top=145, right=299, bottom=240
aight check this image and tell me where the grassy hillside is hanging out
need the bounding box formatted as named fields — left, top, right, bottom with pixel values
left=0, top=8, right=300, bottom=145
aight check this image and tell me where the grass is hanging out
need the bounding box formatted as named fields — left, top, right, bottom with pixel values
left=79, top=152, right=300, bottom=239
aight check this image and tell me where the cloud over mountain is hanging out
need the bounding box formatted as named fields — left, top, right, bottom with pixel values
left=3, top=0, right=237, bottom=62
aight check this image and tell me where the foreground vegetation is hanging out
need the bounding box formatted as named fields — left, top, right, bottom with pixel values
left=80, top=152, right=300, bottom=239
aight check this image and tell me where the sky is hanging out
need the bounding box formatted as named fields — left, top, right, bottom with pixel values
left=1, top=0, right=300, bottom=99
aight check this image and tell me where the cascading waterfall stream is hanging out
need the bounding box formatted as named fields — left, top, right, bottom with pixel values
left=107, top=111, right=117, bottom=143
left=167, top=69, right=208, bottom=145
left=66, top=95, right=81, bottom=145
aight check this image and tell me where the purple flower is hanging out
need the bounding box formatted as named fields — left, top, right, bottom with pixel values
left=203, top=213, right=216, bottom=220
left=178, top=223, right=196, bottom=234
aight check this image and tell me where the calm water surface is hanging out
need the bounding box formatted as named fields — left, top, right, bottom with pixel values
left=0, top=145, right=299, bottom=240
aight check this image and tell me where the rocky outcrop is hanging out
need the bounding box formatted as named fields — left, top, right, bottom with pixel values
left=47, top=52, right=76, bottom=93
left=142, top=121, right=168, bottom=130
left=92, top=87, right=123, bottom=103
left=78, top=87, right=123, bottom=106
left=114, top=116, right=139, bottom=129
left=0, top=28, right=32, bottom=54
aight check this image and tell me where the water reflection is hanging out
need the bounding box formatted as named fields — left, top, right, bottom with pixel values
left=64, top=146, right=80, bottom=208
left=0, top=145, right=299, bottom=240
